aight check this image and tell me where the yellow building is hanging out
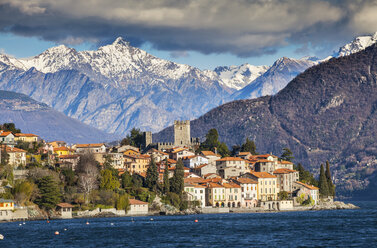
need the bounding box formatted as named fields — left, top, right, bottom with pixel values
left=124, top=154, right=150, bottom=174
left=248, top=172, right=279, bottom=201
left=223, top=182, right=242, bottom=208
left=14, top=133, right=39, bottom=143
left=123, top=149, right=140, bottom=156
left=206, top=182, right=225, bottom=207
left=0, top=199, right=14, bottom=210
left=54, top=147, right=75, bottom=156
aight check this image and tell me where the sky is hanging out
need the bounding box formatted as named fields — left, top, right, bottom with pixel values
left=1, top=0, right=377, bottom=70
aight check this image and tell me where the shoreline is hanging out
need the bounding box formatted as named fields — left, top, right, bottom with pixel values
left=1, top=201, right=359, bottom=223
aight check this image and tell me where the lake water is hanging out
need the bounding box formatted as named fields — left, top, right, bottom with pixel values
left=1, top=201, right=376, bottom=247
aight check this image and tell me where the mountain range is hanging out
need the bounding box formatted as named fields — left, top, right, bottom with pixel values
left=1, top=32, right=377, bottom=138
left=0, top=90, right=117, bottom=143
left=155, top=44, right=377, bottom=199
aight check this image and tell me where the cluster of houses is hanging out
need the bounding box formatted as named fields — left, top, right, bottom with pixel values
left=0, top=121, right=320, bottom=220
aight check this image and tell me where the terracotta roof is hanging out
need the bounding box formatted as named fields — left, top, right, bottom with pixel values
left=1, top=145, right=26, bottom=153
left=216, top=157, right=246, bottom=162
left=184, top=177, right=206, bottom=184
left=0, top=131, right=13, bottom=137
left=294, top=181, right=319, bottom=190
left=201, top=151, right=221, bottom=157
left=203, top=173, right=220, bottom=178
left=207, top=182, right=223, bottom=188
left=250, top=172, right=277, bottom=178
left=279, top=160, right=293, bottom=164
left=76, top=143, right=104, bottom=148
left=170, top=147, right=187, bottom=154
left=223, top=183, right=241, bottom=188
left=236, top=178, right=258, bottom=184
left=184, top=183, right=206, bottom=188
left=124, top=154, right=150, bottom=159
left=129, top=199, right=148, bottom=205
left=238, top=152, right=251, bottom=156
left=57, top=203, right=74, bottom=208
left=167, top=159, right=177, bottom=164
left=273, top=168, right=297, bottom=174
left=54, top=147, right=74, bottom=152
left=193, top=163, right=209, bottom=169
left=182, top=155, right=197, bottom=160
left=256, top=159, right=274, bottom=163
left=14, top=133, right=38, bottom=137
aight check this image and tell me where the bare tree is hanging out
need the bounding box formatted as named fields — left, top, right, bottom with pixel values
left=76, top=153, right=99, bottom=204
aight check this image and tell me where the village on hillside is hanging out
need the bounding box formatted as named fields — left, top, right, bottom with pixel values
left=0, top=121, right=337, bottom=221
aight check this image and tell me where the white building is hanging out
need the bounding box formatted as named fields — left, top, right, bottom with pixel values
left=184, top=183, right=206, bottom=208
left=74, top=143, right=106, bottom=154
left=128, top=199, right=148, bottom=215
left=233, top=178, right=258, bottom=208
left=182, top=155, right=209, bottom=169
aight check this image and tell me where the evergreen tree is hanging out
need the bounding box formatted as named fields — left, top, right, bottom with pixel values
left=218, top=142, right=230, bottom=157
left=319, top=164, right=329, bottom=197
left=145, top=157, right=159, bottom=192
left=325, top=161, right=335, bottom=197
left=240, top=138, right=257, bottom=154
left=0, top=145, right=9, bottom=167
left=35, top=176, right=61, bottom=210
left=231, top=145, right=241, bottom=156
left=121, top=171, right=132, bottom=188
left=170, top=159, right=184, bottom=195
left=120, top=128, right=143, bottom=147
left=280, top=147, right=294, bottom=162
left=199, top=128, right=220, bottom=152
left=163, top=159, right=170, bottom=194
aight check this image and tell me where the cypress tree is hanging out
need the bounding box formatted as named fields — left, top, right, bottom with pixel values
left=35, top=176, right=61, bottom=210
left=319, top=164, right=329, bottom=197
left=240, top=138, right=257, bottom=155
left=163, top=159, right=170, bottom=194
left=170, top=159, right=184, bottom=195
left=145, top=157, right=158, bottom=192
left=325, top=161, right=335, bottom=197
left=280, top=148, right=294, bottom=162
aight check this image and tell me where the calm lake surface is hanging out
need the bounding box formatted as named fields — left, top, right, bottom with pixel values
left=1, top=201, right=376, bottom=247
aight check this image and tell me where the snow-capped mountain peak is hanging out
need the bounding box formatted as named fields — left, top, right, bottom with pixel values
left=338, top=32, right=377, bottom=57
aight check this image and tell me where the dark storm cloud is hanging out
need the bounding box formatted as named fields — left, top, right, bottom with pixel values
left=1, top=0, right=377, bottom=57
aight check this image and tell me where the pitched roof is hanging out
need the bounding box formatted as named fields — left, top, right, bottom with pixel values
left=294, top=181, right=319, bottom=190
left=238, top=152, right=251, bottom=156
left=201, top=151, right=221, bottom=157
left=273, top=168, right=297, bottom=174
left=279, top=160, right=293, bottom=164
left=235, top=178, right=258, bottom=184
left=14, top=133, right=38, bottom=137
left=216, top=157, right=246, bottom=162
left=256, top=159, right=274, bottom=163
left=59, top=154, right=80, bottom=159
left=1, top=145, right=26, bottom=153
left=54, top=146, right=74, bottom=152
left=129, top=199, right=148, bottom=205
left=193, top=163, right=209, bottom=169
left=184, top=177, right=206, bottom=184
left=57, top=203, right=74, bottom=208
left=76, top=143, right=104, bottom=148
left=0, top=131, right=13, bottom=137
left=207, top=182, right=223, bottom=188
left=250, top=172, right=277, bottom=178
left=222, top=182, right=241, bottom=188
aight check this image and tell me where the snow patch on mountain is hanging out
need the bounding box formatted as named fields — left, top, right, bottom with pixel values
left=338, top=32, right=377, bottom=57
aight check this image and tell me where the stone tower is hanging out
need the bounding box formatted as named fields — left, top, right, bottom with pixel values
left=143, top=131, right=152, bottom=148
left=174, top=120, right=191, bottom=146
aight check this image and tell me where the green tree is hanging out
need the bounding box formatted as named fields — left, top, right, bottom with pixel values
left=103, top=155, right=114, bottom=170
left=278, top=191, right=289, bottom=200
left=280, top=147, right=294, bottom=162
left=296, top=163, right=318, bottom=186
left=240, top=138, right=257, bottom=154
left=199, top=128, right=220, bottom=152
left=163, top=159, right=170, bottom=194
left=145, top=157, right=159, bottom=192
left=131, top=174, right=143, bottom=188
left=0, top=123, right=21, bottom=133
left=116, top=194, right=130, bottom=211
left=325, top=161, right=335, bottom=197
left=35, top=176, right=61, bottom=210
left=0, top=145, right=9, bottom=167
left=100, top=169, right=120, bottom=190
left=121, top=171, right=133, bottom=188
left=120, top=128, right=143, bottom=147
left=319, top=164, right=329, bottom=197
left=170, top=159, right=184, bottom=195
left=13, top=180, right=37, bottom=205
left=61, top=168, right=76, bottom=187
left=218, top=142, right=230, bottom=157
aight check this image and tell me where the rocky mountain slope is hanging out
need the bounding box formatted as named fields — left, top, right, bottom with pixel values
left=338, top=32, right=377, bottom=57
left=231, top=57, right=318, bottom=100
left=0, top=90, right=117, bottom=143
left=0, top=38, right=232, bottom=134
left=155, top=45, right=377, bottom=199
